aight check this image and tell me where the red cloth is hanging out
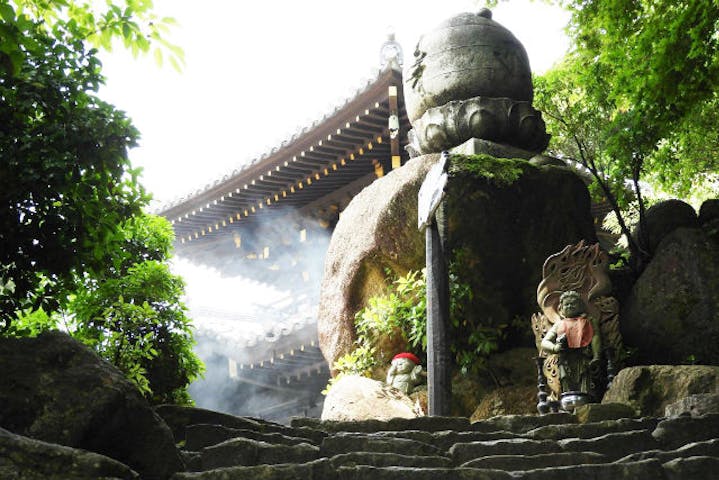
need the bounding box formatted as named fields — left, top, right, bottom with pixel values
left=393, top=352, right=420, bottom=365
left=557, top=315, right=594, bottom=348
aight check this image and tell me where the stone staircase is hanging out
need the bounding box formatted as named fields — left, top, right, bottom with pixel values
left=157, top=407, right=719, bottom=480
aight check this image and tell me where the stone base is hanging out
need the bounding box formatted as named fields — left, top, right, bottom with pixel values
left=449, top=138, right=536, bottom=159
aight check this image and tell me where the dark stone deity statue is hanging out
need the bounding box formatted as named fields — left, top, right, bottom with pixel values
left=531, top=242, right=622, bottom=413
left=541, top=291, right=602, bottom=395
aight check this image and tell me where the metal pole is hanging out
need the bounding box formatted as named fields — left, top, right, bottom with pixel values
left=425, top=200, right=451, bottom=416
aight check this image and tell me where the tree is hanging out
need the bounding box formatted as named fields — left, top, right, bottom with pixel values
left=535, top=0, right=719, bottom=268
left=1, top=1, right=201, bottom=403
left=1, top=0, right=180, bottom=327
left=70, top=214, right=203, bottom=405
left=0, top=14, right=145, bottom=326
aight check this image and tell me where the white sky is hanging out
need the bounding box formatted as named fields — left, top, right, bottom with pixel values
left=98, top=0, right=571, bottom=207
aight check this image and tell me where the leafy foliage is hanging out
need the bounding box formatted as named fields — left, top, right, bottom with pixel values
left=536, top=0, right=719, bottom=267
left=329, top=268, right=503, bottom=391
left=70, top=216, right=204, bottom=404
left=0, top=16, right=146, bottom=326
left=0, top=0, right=182, bottom=75
left=1, top=2, right=201, bottom=404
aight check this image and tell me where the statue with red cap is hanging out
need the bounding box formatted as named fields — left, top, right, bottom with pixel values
left=386, top=352, right=425, bottom=395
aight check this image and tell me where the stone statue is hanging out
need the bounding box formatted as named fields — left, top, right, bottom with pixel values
left=541, top=290, right=602, bottom=395
left=386, top=352, right=424, bottom=395
left=531, top=242, right=623, bottom=412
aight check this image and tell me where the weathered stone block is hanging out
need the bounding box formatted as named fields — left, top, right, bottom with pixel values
left=574, top=403, right=636, bottom=423
left=622, top=227, right=719, bottom=365
left=665, top=393, right=719, bottom=417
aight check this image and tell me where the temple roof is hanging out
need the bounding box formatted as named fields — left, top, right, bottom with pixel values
left=157, top=65, right=410, bottom=249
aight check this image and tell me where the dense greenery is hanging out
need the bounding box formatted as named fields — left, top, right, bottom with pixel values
left=1, top=10, right=144, bottom=325
left=328, top=268, right=504, bottom=390
left=534, top=0, right=719, bottom=267
left=1, top=1, right=201, bottom=403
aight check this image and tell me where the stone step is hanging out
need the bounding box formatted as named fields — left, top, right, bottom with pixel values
left=460, top=451, right=607, bottom=470
left=469, top=413, right=575, bottom=434
left=652, top=413, right=719, bottom=450
left=197, top=437, right=319, bottom=470
left=508, top=458, right=665, bottom=480
left=335, top=466, right=513, bottom=480
left=523, top=417, right=657, bottom=441
left=171, top=459, right=327, bottom=480
left=558, top=429, right=659, bottom=461
left=321, top=433, right=442, bottom=457
left=329, top=452, right=453, bottom=468
left=323, top=429, right=522, bottom=453
left=449, top=438, right=558, bottom=465
left=292, top=416, right=471, bottom=433
left=616, top=438, right=719, bottom=463
left=184, top=423, right=318, bottom=451
left=156, top=405, right=326, bottom=445
left=662, top=456, right=719, bottom=480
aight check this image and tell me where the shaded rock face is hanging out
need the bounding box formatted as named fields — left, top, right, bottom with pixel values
left=0, top=331, right=183, bottom=480
left=622, top=227, right=719, bottom=365
left=470, top=386, right=537, bottom=421
left=0, top=427, right=139, bottom=480
left=321, top=375, right=421, bottom=421
left=602, top=365, right=719, bottom=417
left=632, top=199, right=699, bottom=258
left=318, top=154, right=597, bottom=371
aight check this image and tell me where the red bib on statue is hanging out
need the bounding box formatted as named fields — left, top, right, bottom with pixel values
left=557, top=315, right=593, bottom=348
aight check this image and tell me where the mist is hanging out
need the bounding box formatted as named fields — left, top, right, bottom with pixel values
left=171, top=208, right=333, bottom=422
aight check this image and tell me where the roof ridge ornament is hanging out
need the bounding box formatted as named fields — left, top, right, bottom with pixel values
left=379, top=31, right=403, bottom=70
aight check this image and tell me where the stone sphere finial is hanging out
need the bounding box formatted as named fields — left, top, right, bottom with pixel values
left=403, top=10, right=549, bottom=155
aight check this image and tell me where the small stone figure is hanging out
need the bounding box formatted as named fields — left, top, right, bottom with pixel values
left=541, top=291, right=602, bottom=396
left=386, top=352, right=424, bottom=395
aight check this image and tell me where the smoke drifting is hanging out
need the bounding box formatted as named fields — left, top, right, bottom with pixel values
left=171, top=209, right=332, bottom=422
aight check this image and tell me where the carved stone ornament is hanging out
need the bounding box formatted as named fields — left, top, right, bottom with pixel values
left=408, top=96, right=550, bottom=155
left=403, top=8, right=548, bottom=155
left=531, top=242, right=623, bottom=407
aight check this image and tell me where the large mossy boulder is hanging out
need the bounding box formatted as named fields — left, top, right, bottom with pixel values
left=622, top=226, right=719, bottom=365
left=0, top=331, right=183, bottom=480
left=318, top=153, right=597, bottom=370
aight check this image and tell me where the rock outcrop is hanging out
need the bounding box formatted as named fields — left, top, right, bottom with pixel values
left=602, top=365, right=719, bottom=417
left=0, top=331, right=183, bottom=480
left=318, top=154, right=597, bottom=370
left=622, top=226, right=719, bottom=365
